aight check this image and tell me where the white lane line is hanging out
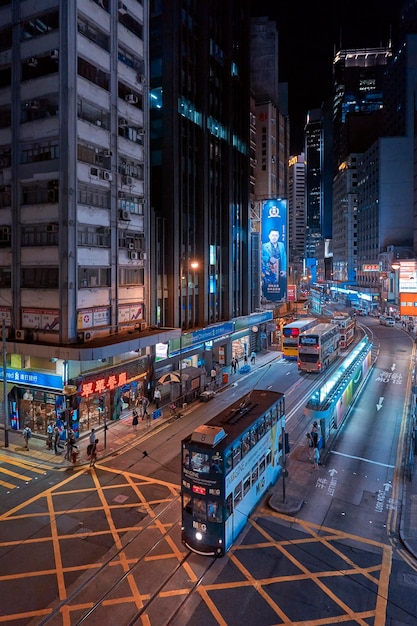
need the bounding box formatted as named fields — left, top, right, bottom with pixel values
left=331, top=450, right=395, bottom=468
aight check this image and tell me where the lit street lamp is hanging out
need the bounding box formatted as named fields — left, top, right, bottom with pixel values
left=179, top=259, right=199, bottom=405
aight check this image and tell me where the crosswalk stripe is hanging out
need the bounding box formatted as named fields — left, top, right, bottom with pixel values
left=0, top=454, right=48, bottom=474
left=0, top=478, right=16, bottom=489
left=0, top=466, right=32, bottom=481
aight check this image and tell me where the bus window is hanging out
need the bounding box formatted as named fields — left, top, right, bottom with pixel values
left=233, top=445, right=242, bottom=466
left=225, top=451, right=233, bottom=474
left=243, top=473, right=251, bottom=496
left=259, top=456, right=266, bottom=474
left=193, top=498, right=207, bottom=520
left=226, top=493, right=233, bottom=519
left=251, top=464, right=258, bottom=484
left=207, top=501, right=222, bottom=522
left=183, top=494, right=192, bottom=514
left=191, top=452, right=210, bottom=473
left=242, top=433, right=250, bottom=456
left=234, top=483, right=242, bottom=506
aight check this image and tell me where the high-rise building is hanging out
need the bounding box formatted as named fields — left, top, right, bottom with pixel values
left=287, top=153, right=305, bottom=286
left=0, top=0, right=180, bottom=434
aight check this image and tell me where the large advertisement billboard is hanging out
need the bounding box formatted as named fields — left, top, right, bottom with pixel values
left=261, top=199, right=287, bottom=302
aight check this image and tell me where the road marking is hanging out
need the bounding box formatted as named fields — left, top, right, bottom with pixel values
left=331, top=450, right=395, bottom=468
left=0, top=466, right=32, bottom=481
left=0, top=478, right=15, bottom=489
left=0, top=454, right=49, bottom=473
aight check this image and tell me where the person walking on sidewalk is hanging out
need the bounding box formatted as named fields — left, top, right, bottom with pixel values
left=46, top=422, right=54, bottom=450
left=141, top=395, right=149, bottom=418
left=250, top=351, right=256, bottom=364
left=22, top=426, right=32, bottom=450
left=153, top=387, right=161, bottom=409
left=53, top=426, right=61, bottom=455
left=313, top=445, right=320, bottom=470
left=132, top=408, right=139, bottom=430
left=89, top=439, right=98, bottom=467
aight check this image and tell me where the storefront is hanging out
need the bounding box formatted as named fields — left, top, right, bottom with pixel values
left=72, top=356, right=149, bottom=430
left=1, top=369, right=64, bottom=434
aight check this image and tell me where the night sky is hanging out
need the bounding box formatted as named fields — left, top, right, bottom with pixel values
left=251, top=0, right=404, bottom=152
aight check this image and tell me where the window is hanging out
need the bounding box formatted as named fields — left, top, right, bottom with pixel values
left=78, top=16, right=110, bottom=51
left=78, top=183, right=110, bottom=209
left=78, top=225, right=110, bottom=247
left=0, top=268, right=11, bottom=287
left=207, top=501, right=222, bottom=522
left=233, top=483, right=242, bottom=507
left=21, top=267, right=59, bottom=288
left=232, top=445, right=241, bottom=467
left=119, top=267, right=144, bottom=286
left=251, top=464, right=258, bottom=485
left=78, top=268, right=110, bottom=288
left=21, top=12, right=59, bottom=39
left=22, top=141, right=59, bottom=164
left=21, top=224, right=58, bottom=246
left=190, top=452, right=210, bottom=473
left=243, top=473, right=251, bottom=497
left=0, top=226, right=11, bottom=246
left=78, top=58, right=109, bottom=91
left=193, top=497, right=206, bottom=520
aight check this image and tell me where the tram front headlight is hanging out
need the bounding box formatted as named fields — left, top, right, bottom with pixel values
left=195, top=531, right=203, bottom=541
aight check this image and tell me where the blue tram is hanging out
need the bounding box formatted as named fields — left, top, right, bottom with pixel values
left=181, top=389, right=286, bottom=556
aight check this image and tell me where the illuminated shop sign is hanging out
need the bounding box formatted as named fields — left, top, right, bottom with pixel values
left=80, top=372, right=128, bottom=397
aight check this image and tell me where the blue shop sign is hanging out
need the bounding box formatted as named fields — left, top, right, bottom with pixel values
left=191, top=322, right=234, bottom=343
left=234, top=311, right=273, bottom=331
left=1, top=369, right=63, bottom=391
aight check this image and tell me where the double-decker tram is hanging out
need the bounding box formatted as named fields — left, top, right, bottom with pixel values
left=281, top=317, right=317, bottom=359
left=181, top=390, right=286, bottom=556
left=331, top=312, right=356, bottom=349
left=297, top=323, right=340, bottom=372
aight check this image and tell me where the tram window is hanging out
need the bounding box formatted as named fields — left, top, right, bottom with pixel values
left=183, top=494, right=192, bottom=514
left=226, top=493, right=233, bottom=519
left=250, top=428, right=257, bottom=447
left=243, top=473, right=251, bottom=496
left=266, top=450, right=272, bottom=465
left=207, top=501, right=222, bottom=522
left=211, top=457, right=223, bottom=473
left=233, top=445, right=242, bottom=466
left=191, top=452, right=210, bottom=473
left=242, top=433, right=250, bottom=456
left=225, top=451, right=233, bottom=474
left=193, top=498, right=207, bottom=520
left=251, top=464, right=258, bottom=484
left=182, top=449, right=190, bottom=467
left=265, top=414, right=271, bottom=431
left=271, top=406, right=277, bottom=424
left=234, top=483, right=242, bottom=506
left=259, top=456, right=266, bottom=474
left=258, top=419, right=265, bottom=438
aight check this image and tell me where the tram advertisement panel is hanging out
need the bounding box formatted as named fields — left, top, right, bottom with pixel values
left=261, top=199, right=287, bottom=303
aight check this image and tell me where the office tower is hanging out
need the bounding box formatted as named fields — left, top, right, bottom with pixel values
left=150, top=0, right=252, bottom=331
left=287, top=153, right=305, bottom=287
left=0, top=1, right=178, bottom=433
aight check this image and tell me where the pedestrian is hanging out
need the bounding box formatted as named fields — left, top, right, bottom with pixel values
left=53, top=426, right=60, bottom=455
left=211, top=367, right=217, bottom=382
left=132, top=408, right=139, bottom=429
left=89, top=428, right=96, bottom=446
left=46, top=422, right=54, bottom=450
left=244, top=354, right=248, bottom=364
left=89, top=439, right=98, bottom=467
left=250, top=351, right=256, bottom=364
left=154, top=387, right=161, bottom=409
left=141, top=395, right=149, bottom=417
left=22, top=425, right=32, bottom=450
left=311, top=421, right=319, bottom=449
left=313, top=445, right=320, bottom=470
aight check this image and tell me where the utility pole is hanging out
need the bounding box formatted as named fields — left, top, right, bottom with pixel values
left=2, top=320, right=9, bottom=447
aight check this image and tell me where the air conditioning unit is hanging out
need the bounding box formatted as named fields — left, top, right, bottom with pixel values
left=136, top=73, right=145, bottom=83
left=128, top=243, right=135, bottom=250
left=28, top=57, right=38, bottom=67
left=139, top=251, right=147, bottom=260
left=50, top=49, right=59, bottom=60
left=29, top=100, right=40, bottom=110
left=119, top=118, right=128, bottom=127
left=126, top=94, right=138, bottom=105
left=119, top=209, right=130, bottom=221
left=103, top=171, right=112, bottom=181
left=104, top=150, right=112, bottom=157
left=15, top=329, right=26, bottom=341
left=118, top=2, right=128, bottom=15
left=123, top=176, right=133, bottom=185
left=128, top=251, right=139, bottom=260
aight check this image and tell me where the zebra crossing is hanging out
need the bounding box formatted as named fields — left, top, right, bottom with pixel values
left=0, top=454, right=49, bottom=491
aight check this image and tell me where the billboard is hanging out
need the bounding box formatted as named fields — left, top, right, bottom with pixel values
left=261, top=199, right=287, bottom=302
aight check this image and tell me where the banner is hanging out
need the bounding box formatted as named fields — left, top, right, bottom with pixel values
left=261, top=199, right=287, bottom=302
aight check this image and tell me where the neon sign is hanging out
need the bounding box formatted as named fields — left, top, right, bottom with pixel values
left=80, top=371, right=128, bottom=397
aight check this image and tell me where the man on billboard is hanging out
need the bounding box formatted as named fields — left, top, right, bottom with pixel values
left=261, top=200, right=287, bottom=301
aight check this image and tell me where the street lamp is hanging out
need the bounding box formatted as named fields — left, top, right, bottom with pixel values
left=179, top=259, right=199, bottom=405
left=391, top=263, right=400, bottom=310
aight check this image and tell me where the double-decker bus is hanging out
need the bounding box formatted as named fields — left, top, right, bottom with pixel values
left=331, top=312, right=356, bottom=349
left=281, top=318, right=317, bottom=359
left=297, top=323, right=340, bottom=372
left=181, top=389, right=286, bottom=556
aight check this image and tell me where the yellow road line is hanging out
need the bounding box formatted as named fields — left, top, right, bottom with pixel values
left=0, top=454, right=49, bottom=473
left=0, top=478, right=15, bottom=489
left=0, top=466, right=32, bottom=481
